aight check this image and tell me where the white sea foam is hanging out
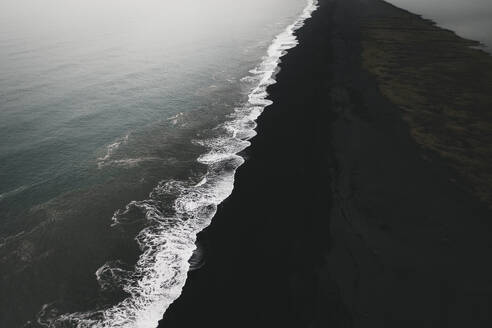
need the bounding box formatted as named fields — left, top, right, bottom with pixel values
left=167, top=112, right=184, bottom=126
left=44, top=1, right=318, bottom=327
left=98, top=157, right=163, bottom=169
left=97, top=134, right=130, bottom=169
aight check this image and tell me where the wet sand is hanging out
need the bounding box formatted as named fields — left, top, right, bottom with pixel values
left=159, top=0, right=492, bottom=327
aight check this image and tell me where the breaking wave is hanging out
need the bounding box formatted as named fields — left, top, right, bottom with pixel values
left=38, top=1, right=318, bottom=327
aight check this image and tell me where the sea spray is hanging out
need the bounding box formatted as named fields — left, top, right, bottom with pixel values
left=39, top=1, right=318, bottom=326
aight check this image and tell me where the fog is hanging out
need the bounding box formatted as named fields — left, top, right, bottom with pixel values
left=387, top=0, right=492, bottom=50
left=2, top=0, right=490, bottom=51
left=0, top=0, right=303, bottom=45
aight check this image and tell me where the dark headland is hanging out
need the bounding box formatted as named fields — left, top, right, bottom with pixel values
left=160, top=0, right=492, bottom=327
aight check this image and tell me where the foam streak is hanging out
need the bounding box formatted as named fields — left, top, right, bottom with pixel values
left=43, top=1, right=318, bottom=327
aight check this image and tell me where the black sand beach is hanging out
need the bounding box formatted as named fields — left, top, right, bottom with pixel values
left=159, top=0, right=492, bottom=327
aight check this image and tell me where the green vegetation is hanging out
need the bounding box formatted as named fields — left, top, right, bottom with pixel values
left=361, top=11, right=492, bottom=206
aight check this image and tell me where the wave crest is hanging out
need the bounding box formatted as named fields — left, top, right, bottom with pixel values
left=37, top=1, right=319, bottom=327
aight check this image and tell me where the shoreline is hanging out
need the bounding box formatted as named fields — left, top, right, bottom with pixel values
left=0, top=2, right=321, bottom=326
left=159, top=0, right=343, bottom=326
left=159, top=0, right=492, bottom=327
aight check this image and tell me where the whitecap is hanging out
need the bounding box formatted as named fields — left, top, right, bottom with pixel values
left=40, top=1, right=319, bottom=327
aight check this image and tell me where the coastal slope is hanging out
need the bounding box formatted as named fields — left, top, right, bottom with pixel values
left=160, top=0, right=492, bottom=327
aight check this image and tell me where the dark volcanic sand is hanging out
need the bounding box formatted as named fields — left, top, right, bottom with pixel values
left=160, top=0, right=492, bottom=327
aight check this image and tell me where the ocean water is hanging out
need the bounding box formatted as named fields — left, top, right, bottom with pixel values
left=387, top=0, right=492, bottom=52
left=0, top=0, right=318, bottom=327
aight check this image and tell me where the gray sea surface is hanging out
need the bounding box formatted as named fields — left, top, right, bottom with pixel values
left=0, top=0, right=313, bottom=326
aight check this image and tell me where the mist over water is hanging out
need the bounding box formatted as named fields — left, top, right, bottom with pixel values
left=0, top=0, right=306, bottom=214
left=0, top=0, right=314, bottom=327
left=387, top=0, right=492, bottom=51
left=3, top=0, right=487, bottom=326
